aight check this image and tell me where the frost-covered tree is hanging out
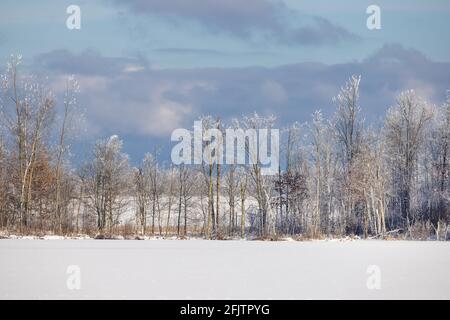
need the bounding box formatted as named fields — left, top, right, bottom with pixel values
left=239, top=112, right=277, bottom=237
left=275, top=121, right=303, bottom=234
left=164, top=164, right=177, bottom=236
left=0, top=54, right=55, bottom=231
left=143, top=151, right=165, bottom=235
left=426, top=92, right=449, bottom=226
left=55, top=76, right=80, bottom=234
left=0, top=137, right=6, bottom=229
left=309, top=111, right=334, bottom=235
left=197, top=115, right=217, bottom=238
left=175, top=163, right=196, bottom=237
left=83, top=135, right=131, bottom=234
left=332, top=75, right=365, bottom=234
left=134, top=166, right=148, bottom=235
left=383, top=90, right=435, bottom=227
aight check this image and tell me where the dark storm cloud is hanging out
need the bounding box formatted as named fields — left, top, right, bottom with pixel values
left=35, top=44, right=450, bottom=142
left=113, top=0, right=282, bottom=36
left=285, top=16, right=361, bottom=46
left=111, top=0, right=360, bottom=46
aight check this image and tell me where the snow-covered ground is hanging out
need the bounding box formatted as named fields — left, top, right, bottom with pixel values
left=0, top=240, right=449, bottom=299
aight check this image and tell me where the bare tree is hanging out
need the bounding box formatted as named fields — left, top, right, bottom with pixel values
left=427, top=92, right=449, bottom=226
left=0, top=136, right=6, bottom=229
left=198, top=116, right=216, bottom=238
left=215, top=118, right=222, bottom=238
left=0, top=55, right=55, bottom=232
left=55, top=76, right=79, bottom=234
left=165, top=165, right=176, bottom=236
left=239, top=112, right=277, bottom=237
left=384, top=90, right=435, bottom=227
left=134, top=167, right=148, bottom=235
left=332, top=75, right=364, bottom=234
left=238, top=167, right=248, bottom=238
left=224, top=164, right=238, bottom=236
left=143, top=151, right=165, bottom=236
left=276, top=121, right=302, bottom=234
left=83, top=135, right=130, bottom=234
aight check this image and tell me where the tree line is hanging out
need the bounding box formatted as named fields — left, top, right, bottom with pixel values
left=0, top=56, right=448, bottom=239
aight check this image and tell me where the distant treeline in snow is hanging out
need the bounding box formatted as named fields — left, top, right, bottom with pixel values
left=0, top=56, right=448, bottom=240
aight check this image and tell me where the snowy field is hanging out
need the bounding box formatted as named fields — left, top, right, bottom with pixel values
left=0, top=240, right=449, bottom=299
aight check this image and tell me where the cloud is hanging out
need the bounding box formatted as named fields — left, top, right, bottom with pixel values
left=114, top=0, right=281, bottom=36
left=34, top=49, right=149, bottom=76
left=364, top=43, right=429, bottom=65
left=112, top=0, right=360, bottom=46
left=31, top=44, right=450, bottom=145
left=284, top=16, right=361, bottom=46
left=152, top=48, right=276, bottom=59
left=153, top=48, right=226, bottom=56
left=260, top=80, right=288, bottom=104
left=123, top=65, right=146, bottom=73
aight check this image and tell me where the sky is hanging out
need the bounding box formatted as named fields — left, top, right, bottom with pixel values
left=1, top=0, right=450, bottom=164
